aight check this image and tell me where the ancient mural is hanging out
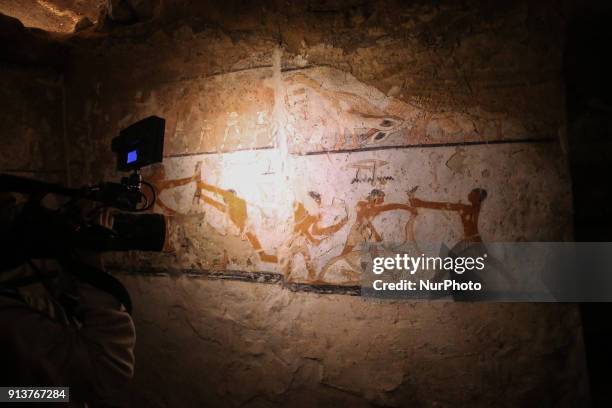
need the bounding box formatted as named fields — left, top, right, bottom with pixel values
left=116, top=66, right=569, bottom=289
left=112, top=69, right=276, bottom=156
left=136, top=147, right=568, bottom=287
left=283, top=68, right=542, bottom=153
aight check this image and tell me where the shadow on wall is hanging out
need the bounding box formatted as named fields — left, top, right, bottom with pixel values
left=565, top=1, right=612, bottom=406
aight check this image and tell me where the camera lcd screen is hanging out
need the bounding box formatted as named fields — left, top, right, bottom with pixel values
left=127, top=150, right=138, bottom=164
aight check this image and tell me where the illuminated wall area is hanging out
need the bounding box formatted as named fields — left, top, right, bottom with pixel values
left=61, top=1, right=587, bottom=406
left=70, top=60, right=571, bottom=288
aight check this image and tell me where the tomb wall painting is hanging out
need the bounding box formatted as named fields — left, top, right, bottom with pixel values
left=283, top=67, right=551, bottom=154
left=108, top=68, right=276, bottom=157
left=102, top=66, right=570, bottom=289
left=125, top=144, right=569, bottom=287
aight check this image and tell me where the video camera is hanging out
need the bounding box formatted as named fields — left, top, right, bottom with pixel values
left=0, top=116, right=167, bottom=260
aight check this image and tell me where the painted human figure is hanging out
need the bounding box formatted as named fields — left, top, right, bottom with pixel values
left=142, top=162, right=203, bottom=253
left=281, top=191, right=348, bottom=281
left=224, top=112, right=241, bottom=142
left=409, top=188, right=487, bottom=244
left=144, top=162, right=201, bottom=215
left=318, top=189, right=415, bottom=282
left=194, top=179, right=277, bottom=263
left=341, top=189, right=415, bottom=255
left=408, top=188, right=506, bottom=299
left=402, top=191, right=419, bottom=245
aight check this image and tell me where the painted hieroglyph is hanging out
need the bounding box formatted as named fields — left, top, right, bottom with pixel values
left=138, top=146, right=569, bottom=286
left=123, top=67, right=569, bottom=287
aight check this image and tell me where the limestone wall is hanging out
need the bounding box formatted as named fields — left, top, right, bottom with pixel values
left=64, top=1, right=587, bottom=406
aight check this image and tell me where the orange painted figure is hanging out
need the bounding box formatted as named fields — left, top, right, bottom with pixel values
left=408, top=188, right=506, bottom=300
left=285, top=73, right=405, bottom=150
left=318, top=189, right=415, bottom=282
left=144, top=163, right=200, bottom=215
left=340, top=189, right=414, bottom=255
left=281, top=191, right=348, bottom=280
left=409, top=188, right=487, bottom=243
left=194, top=179, right=278, bottom=263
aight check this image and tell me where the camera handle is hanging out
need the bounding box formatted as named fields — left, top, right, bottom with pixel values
left=0, top=172, right=146, bottom=211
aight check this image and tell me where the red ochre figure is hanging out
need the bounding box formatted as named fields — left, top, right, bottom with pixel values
left=318, top=189, right=415, bottom=282
left=194, top=178, right=278, bottom=264
left=410, top=188, right=487, bottom=243
left=146, top=161, right=488, bottom=282
left=281, top=191, right=348, bottom=281
left=145, top=163, right=200, bottom=215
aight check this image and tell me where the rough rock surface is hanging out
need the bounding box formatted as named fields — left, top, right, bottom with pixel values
left=121, top=275, right=587, bottom=407
left=0, top=1, right=590, bottom=406
left=0, top=0, right=105, bottom=33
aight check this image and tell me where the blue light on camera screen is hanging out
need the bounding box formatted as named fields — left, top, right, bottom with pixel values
left=127, top=149, right=138, bottom=164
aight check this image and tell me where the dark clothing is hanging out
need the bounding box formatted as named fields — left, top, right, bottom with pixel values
left=0, top=265, right=136, bottom=407
left=0, top=195, right=136, bottom=407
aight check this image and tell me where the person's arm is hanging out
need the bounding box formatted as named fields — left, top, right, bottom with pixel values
left=410, top=197, right=463, bottom=211
left=0, top=194, right=136, bottom=405
left=160, top=174, right=198, bottom=190
left=303, top=227, right=321, bottom=245
left=197, top=181, right=228, bottom=197
left=198, top=194, right=226, bottom=212
left=312, top=215, right=348, bottom=236
left=376, top=203, right=414, bottom=212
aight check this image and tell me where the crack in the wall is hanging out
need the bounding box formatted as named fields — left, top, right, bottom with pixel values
left=154, top=64, right=275, bottom=86
left=109, top=267, right=361, bottom=296
left=272, top=46, right=290, bottom=178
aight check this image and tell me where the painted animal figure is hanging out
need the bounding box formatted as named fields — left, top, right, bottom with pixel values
left=286, top=73, right=406, bottom=150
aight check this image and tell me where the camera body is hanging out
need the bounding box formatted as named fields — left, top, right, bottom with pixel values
left=0, top=116, right=169, bottom=312
left=0, top=115, right=168, bottom=259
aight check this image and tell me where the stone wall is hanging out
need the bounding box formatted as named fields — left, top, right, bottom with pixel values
left=124, top=276, right=586, bottom=407
left=0, top=14, right=67, bottom=182
left=64, top=1, right=588, bottom=406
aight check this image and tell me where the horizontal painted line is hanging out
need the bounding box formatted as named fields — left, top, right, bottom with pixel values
left=301, top=137, right=558, bottom=156
left=110, top=267, right=361, bottom=296
left=160, top=64, right=275, bottom=85
left=162, top=137, right=557, bottom=159
left=122, top=63, right=325, bottom=88
left=164, top=145, right=275, bottom=158
left=286, top=282, right=361, bottom=296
